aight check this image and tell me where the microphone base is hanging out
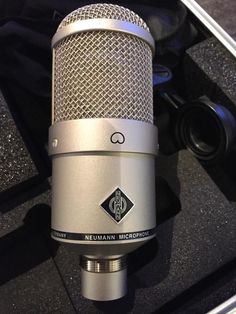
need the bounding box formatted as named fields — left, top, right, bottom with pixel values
left=80, top=255, right=127, bottom=301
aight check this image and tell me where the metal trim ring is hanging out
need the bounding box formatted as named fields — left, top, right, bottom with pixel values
left=80, top=256, right=127, bottom=273
left=52, top=18, right=155, bottom=54
left=48, top=118, right=158, bottom=156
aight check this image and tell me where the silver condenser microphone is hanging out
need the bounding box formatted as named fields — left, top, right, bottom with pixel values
left=49, top=3, right=158, bottom=301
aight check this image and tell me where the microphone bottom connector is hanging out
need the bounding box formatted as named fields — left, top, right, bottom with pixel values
left=80, top=255, right=127, bottom=301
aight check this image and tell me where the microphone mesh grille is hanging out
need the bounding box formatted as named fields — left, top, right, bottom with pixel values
left=58, top=3, right=149, bottom=31
left=53, top=4, right=153, bottom=123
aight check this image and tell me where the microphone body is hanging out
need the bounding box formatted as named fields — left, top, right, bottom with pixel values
left=49, top=3, right=158, bottom=301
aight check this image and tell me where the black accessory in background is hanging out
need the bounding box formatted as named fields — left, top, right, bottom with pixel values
left=176, top=97, right=236, bottom=163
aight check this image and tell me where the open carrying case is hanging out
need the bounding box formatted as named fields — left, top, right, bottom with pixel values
left=0, top=0, right=235, bottom=312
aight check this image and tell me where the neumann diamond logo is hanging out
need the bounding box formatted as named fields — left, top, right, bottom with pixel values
left=100, top=188, right=134, bottom=223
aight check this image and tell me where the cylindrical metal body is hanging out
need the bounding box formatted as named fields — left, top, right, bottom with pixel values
left=50, top=119, right=157, bottom=254
left=49, top=3, right=157, bottom=301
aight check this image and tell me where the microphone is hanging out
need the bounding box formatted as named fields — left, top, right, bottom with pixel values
left=49, top=3, right=158, bottom=301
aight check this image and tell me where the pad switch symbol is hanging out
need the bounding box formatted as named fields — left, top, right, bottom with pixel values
left=110, top=132, right=125, bottom=144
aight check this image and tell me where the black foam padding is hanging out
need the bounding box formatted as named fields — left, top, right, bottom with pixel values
left=164, top=259, right=236, bottom=313
left=0, top=238, right=74, bottom=313
left=0, top=90, right=39, bottom=200
left=0, top=183, right=51, bottom=238
left=184, top=37, right=236, bottom=113
left=52, top=150, right=236, bottom=313
left=0, top=186, right=75, bottom=313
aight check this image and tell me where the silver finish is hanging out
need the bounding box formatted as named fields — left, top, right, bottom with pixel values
left=58, top=3, right=149, bottom=31
left=51, top=49, right=55, bottom=123
left=52, top=19, right=155, bottom=53
left=207, top=295, right=236, bottom=314
left=50, top=3, right=156, bottom=301
left=52, top=6, right=153, bottom=124
left=181, top=0, right=236, bottom=58
left=81, top=265, right=127, bottom=301
left=51, top=153, right=156, bottom=239
left=80, top=255, right=126, bottom=273
left=49, top=119, right=158, bottom=156
left=51, top=239, right=155, bottom=257
left=80, top=255, right=127, bottom=300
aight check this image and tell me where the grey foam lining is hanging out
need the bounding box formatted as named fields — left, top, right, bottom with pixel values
left=184, top=37, right=236, bottom=110
left=0, top=90, right=38, bottom=198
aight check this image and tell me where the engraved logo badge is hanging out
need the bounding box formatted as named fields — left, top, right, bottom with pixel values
left=100, top=188, right=134, bottom=223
